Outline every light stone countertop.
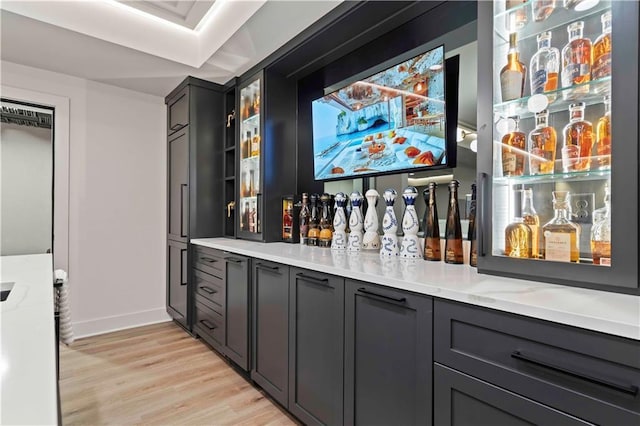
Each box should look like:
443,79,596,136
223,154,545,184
0,254,57,425
192,238,640,341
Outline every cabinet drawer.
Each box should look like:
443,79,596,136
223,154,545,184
434,300,640,425
193,270,224,314
167,87,188,135
193,296,225,353
193,246,224,276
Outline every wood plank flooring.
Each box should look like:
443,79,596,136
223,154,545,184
59,322,297,425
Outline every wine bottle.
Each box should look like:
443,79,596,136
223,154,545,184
444,180,463,264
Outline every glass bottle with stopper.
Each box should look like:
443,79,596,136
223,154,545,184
318,193,334,248
591,185,611,266
380,189,399,257
299,193,311,245
332,192,348,250
399,187,421,259
505,190,533,259
347,191,364,252
542,191,580,263
307,193,320,246
423,183,441,261
362,189,381,250
444,180,464,264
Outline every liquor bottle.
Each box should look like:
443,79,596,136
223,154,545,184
500,33,527,102
530,32,559,95
528,110,557,175
299,193,311,245
505,190,533,258
248,201,256,233
251,128,260,157
531,0,555,22
423,183,441,261
241,131,249,159
249,170,255,197
444,180,463,264
521,188,540,258
468,183,478,267
592,11,612,80
505,0,528,32
318,193,334,247
561,21,592,94
596,96,611,170
502,116,526,177
591,185,611,266
542,191,580,263
307,193,320,246
282,200,293,240
241,201,250,231
562,102,594,172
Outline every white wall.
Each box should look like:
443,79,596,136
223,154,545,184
1,61,170,337
1,123,53,255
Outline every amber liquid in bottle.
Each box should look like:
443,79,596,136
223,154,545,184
542,191,580,263
521,189,540,258
505,0,528,32
318,193,333,248
468,183,478,267
592,11,612,80
562,102,593,172
504,190,532,258
532,0,556,22
307,193,320,246
283,200,293,240
251,127,260,157
561,21,591,96
444,180,463,264
299,193,311,245
502,116,526,177
500,33,527,102
596,96,611,170
528,110,557,175
423,183,441,261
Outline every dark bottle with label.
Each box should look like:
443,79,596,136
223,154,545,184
299,193,311,245
307,193,320,246
444,180,464,264
318,193,333,247
423,183,441,261
468,183,477,267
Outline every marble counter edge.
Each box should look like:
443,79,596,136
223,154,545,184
191,238,640,341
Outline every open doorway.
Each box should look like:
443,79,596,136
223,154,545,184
1,100,54,256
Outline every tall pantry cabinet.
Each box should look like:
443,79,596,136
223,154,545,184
166,77,225,331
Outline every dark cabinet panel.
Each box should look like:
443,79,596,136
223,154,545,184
251,260,290,407
289,268,344,426
167,86,188,135
193,295,225,353
168,129,189,242
344,280,432,426
434,364,590,426
193,269,224,314
225,254,250,371
167,240,188,329
193,245,225,276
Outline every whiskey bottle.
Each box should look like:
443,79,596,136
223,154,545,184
248,201,257,233
542,191,580,263
502,116,526,177
591,185,611,266
500,33,527,102
468,183,478,267
596,96,611,170
251,127,260,157
521,188,540,258
282,200,293,241
505,0,528,32
307,193,320,246
530,32,559,95
562,102,594,172
299,193,311,245
423,183,441,261
528,110,557,175
444,180,463,264
319,193,334,247
592,11,612,80
505,190,533,258
531,0,556,22
561,21,592,95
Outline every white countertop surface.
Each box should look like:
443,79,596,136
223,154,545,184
1,254,57,425
192,238,640,341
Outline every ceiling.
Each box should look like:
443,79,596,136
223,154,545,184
0,0,342,96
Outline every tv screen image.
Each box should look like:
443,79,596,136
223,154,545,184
312,45,447,181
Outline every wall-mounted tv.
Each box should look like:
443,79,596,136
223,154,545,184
312,45,457,181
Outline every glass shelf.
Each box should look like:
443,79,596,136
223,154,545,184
494,0,611,43
242,113,260,124
493,77,610,118
241,155,260,164
493,169,611,185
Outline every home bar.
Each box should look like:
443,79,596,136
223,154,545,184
165,1,639,424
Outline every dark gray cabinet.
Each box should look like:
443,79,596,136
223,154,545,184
344,280,433,426
251,260,290,407
168,129,189,242
289,268,344,425
167,86,188,135
224,253,250,371
434,364,590,426
167,240,188,329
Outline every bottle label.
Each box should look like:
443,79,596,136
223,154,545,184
531,69,547,94
600,257,611,266
561,145,580,171
503,152,517,174
592,54,611,80
544,232,571,262
500,70,524,101
563,64,590,85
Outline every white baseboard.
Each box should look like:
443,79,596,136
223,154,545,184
72,308,172,339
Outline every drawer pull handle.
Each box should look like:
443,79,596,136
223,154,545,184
200,257,218,263
511,351,639,396
199,286,217,295
225,257,243,264
200,319,217,330
296,273,332,288
357,287,406,304
256,263,279,272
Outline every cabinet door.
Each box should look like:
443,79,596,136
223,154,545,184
289,268,344,426
167,240,188,329
168,129,189,242
251,260,289,407
224,254,250,371
167,86,188,135
434,364,591,426
344,280,432,426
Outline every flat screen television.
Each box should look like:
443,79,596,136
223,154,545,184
311,44,458,181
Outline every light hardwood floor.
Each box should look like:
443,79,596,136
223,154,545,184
60,322,297,425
